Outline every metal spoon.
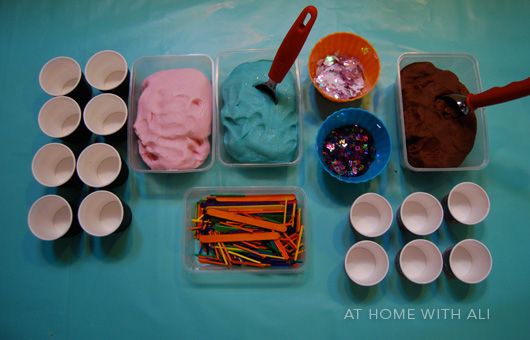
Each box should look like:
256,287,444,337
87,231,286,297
440,76,530,116
254,5,317,104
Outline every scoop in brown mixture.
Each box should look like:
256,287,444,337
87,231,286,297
400,62,477,168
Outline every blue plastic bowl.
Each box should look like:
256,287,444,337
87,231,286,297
316,108,391,183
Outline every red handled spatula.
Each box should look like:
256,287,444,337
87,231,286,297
441,77,530,116
255,5,318,104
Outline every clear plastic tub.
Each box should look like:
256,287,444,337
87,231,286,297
183,186,307,273
395,52,489,171
215,49,303,167
127,54,216,173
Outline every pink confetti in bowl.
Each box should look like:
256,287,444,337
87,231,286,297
308,32,380,103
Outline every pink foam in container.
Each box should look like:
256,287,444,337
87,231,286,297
127,55,216,173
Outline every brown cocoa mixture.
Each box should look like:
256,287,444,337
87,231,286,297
400,62,477,168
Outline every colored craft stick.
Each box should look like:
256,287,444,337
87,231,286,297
291,202,297,226
217,242,229,266
198,257,225,266
283,199,288,224
206,209,287,232
232,244,266,258
296,208,301,232
237,242,267,249
211,194,296,202
205,205,285,212
273,240,286,259
227,251,262,264
199,232,280,244
234,260,270,268
282,233,298,249
294,224,304,261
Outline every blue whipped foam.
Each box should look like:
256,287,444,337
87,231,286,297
220,60,298,163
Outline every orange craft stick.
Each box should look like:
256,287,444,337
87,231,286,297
205,205,285,212
282,233,298,249
206,209,287,232
240,241,266,250
211,194,296,202
274,240,289,259
199,232,281,244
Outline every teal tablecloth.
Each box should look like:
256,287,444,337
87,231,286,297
2,0,530,338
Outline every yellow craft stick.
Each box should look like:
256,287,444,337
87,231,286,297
294,224,304,261
199,231,281,244
217,242,228,266
191,214,204,223
262,254,286,260
206,209,287,232
228,251,261,264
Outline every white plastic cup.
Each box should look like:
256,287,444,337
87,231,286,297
444,182,490,225
78,190,132,237
350,193,393,237
76,143,128,188
85,50,129,99
397,239,443,284
344,240,389,286
32,143,77,187
83,93,127,138
39,56,92,104
28,195,77,240
38,96,90,141
398,192,443,236
443,239,492,284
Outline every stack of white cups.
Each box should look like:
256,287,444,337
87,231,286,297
344,183,492,287
29,50,132,241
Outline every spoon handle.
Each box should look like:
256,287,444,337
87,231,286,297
468,77,530,110
268,5,318,83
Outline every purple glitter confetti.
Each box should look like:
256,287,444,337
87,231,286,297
315,54,366,100
321,125,376,177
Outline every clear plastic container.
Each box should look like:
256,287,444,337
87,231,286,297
183,186,307,273
215,49,303,167
127,54,216,173
395,52,489,171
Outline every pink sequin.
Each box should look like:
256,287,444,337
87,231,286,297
315,55,366,100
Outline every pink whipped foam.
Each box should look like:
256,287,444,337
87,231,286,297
134,69,212,170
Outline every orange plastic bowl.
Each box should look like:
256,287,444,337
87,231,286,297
308,32,380,103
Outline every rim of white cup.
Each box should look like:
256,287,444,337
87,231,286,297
399,239,443,284
84,50,128,91
38,96,82,138
78,190,124,237
28,195,73,240
449,239,492,284
76,143,122,188
400,192,443,236
350,193,393,237
39,56,82,96
31,143,76,187
448,182,490,225
83,93,128,136
344,240,389,286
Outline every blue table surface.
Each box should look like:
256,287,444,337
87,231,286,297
2,0,530,339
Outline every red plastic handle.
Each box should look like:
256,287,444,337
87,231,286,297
268,5,318,83
467,76,530,110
